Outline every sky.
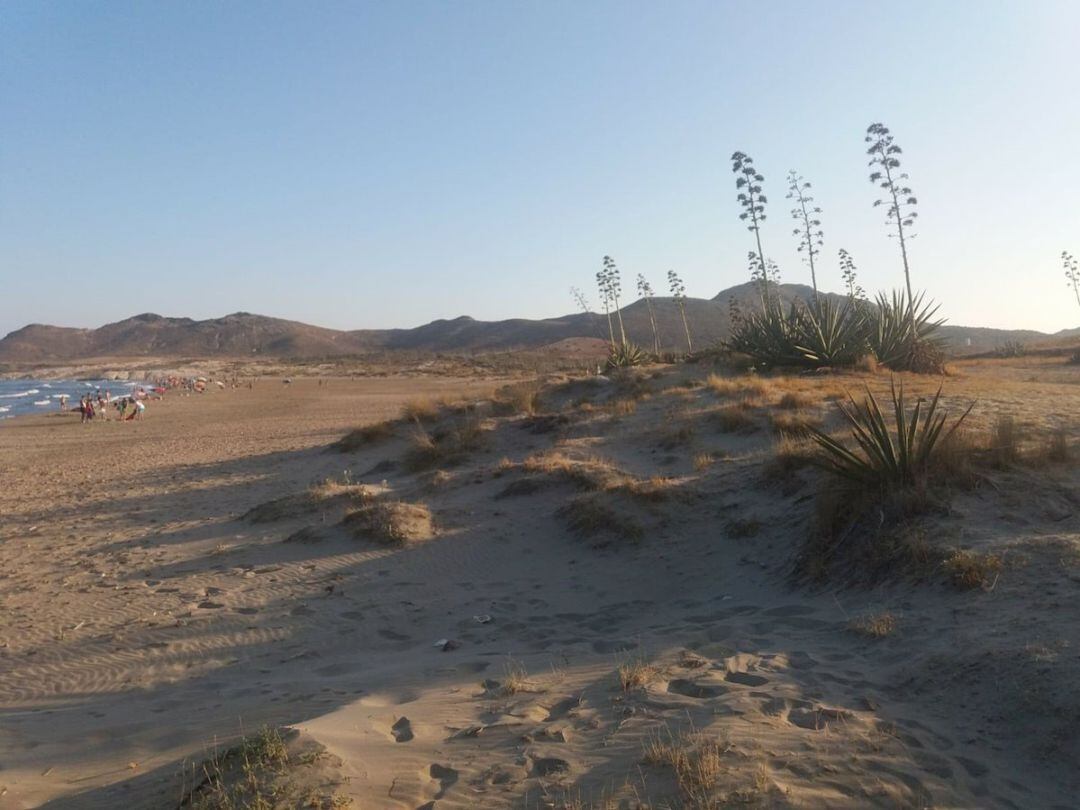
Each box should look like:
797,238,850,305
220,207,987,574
2,0,1079,338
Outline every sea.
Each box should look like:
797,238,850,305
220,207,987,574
0,379,142,420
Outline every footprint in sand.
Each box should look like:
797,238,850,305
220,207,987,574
429,763,458,798
667,679,726,699
724,671,769,687
391,717,414,742
787,706,852,730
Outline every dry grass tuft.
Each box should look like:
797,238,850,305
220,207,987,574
643,730,728,808
769,410,822,438
244,479,369,523
657,422,696,449
692,452,716,472
403,416,485,471
705,373,769,401
502,658,530,694
492,381,542,416
608,397,638,416
558,494,644,545
944,549,1003,590
335,420,395,452
776,391,814,410
343,500,435,546
711,403,758,434
401,398,440,423
617,655,663,692
988,414,1022,467
182,726,351,810
762,435,817,483
849,611,898,638
520,452,623,490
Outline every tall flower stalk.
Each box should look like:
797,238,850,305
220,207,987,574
667,269,692,354
636,274,660,354
1063,251,1080,310
732,151,770,309
866,123,919,305
787,171,823,299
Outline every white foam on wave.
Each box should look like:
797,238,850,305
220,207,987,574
0,406,10,413
34,400,51,406
0,389,39,398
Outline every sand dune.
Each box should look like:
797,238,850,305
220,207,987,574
1,360,1078,808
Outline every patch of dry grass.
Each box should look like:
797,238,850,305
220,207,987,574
401,398,440,423
988,414,1022,468
705,373,769,401
403,416,485,471
769,410,822,438
762,435,817,483
608,397,638,416
711,403,758,434
776,391,814,410
182,727,351,810
657,422,696,449
849,611,898,638
617,655,663,692
343,500,435,546
642,730,728,808
558,494,644,545
944,549,1003,590
335,419,395,452
497,658,533,695
244,479,370,523
692,452,716,472
492,381,542,417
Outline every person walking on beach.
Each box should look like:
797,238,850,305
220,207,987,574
59,394,68,412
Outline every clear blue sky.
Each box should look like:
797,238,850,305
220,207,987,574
3,0,1078,338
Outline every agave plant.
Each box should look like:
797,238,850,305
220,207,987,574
808,380,973,487
869,290,945,371
792,298,869,367
727,298,868,369
725,303,804,367
605,341,648,369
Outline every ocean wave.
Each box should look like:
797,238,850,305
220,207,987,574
34,400,51,406
0,406,9,413
0,389,40,398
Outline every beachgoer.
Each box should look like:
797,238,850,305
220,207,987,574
59,394,68,412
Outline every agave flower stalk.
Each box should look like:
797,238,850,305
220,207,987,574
602,255,628,348
1063,251,1080,309
636,274,660,355
787,171,823,298
732,151,770,308
667,269,693,354
866,123,919,307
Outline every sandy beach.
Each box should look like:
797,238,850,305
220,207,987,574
1,361,1078,808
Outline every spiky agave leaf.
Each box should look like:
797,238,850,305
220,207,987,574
808,380,973,487
792,298,869,366
605,341,648,369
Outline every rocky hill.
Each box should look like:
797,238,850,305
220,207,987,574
1,284,1075,362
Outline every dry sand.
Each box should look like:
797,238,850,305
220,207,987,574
0,361,1078,808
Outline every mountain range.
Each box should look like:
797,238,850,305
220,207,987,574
2,283,1076,363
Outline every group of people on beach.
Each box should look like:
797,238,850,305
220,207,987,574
75,390,145,423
